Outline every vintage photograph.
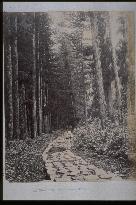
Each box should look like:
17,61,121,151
3,11,136,182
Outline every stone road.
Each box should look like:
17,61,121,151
42,132,122,181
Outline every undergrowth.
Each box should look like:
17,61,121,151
71,117,133,178
5,131,61,182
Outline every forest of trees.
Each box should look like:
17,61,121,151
4,11,136,182
4,11,135,152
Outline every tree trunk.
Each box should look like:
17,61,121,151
91,13,107,128
45,83,49,133
19,84,27,139
36,21,42,137
80,31,87,121
38,63,43,136
109,13,122,121
11,15,20,139
5,43,13,141
39,61,43,135
31,13,37,138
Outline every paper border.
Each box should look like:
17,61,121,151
3,2,136,200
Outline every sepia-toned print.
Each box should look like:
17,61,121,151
4,11,136,182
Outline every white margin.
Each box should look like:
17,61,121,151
3,1,136,200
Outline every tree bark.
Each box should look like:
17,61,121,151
36,16,42,137
5,43,13,141
31,13,37,138
91,13,107,127
11,15,20,139
19,84,27,139
109,12,122,121
39,60,43,135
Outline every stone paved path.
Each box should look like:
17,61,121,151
42,132,122,181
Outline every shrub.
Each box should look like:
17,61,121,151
71,117,130,174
